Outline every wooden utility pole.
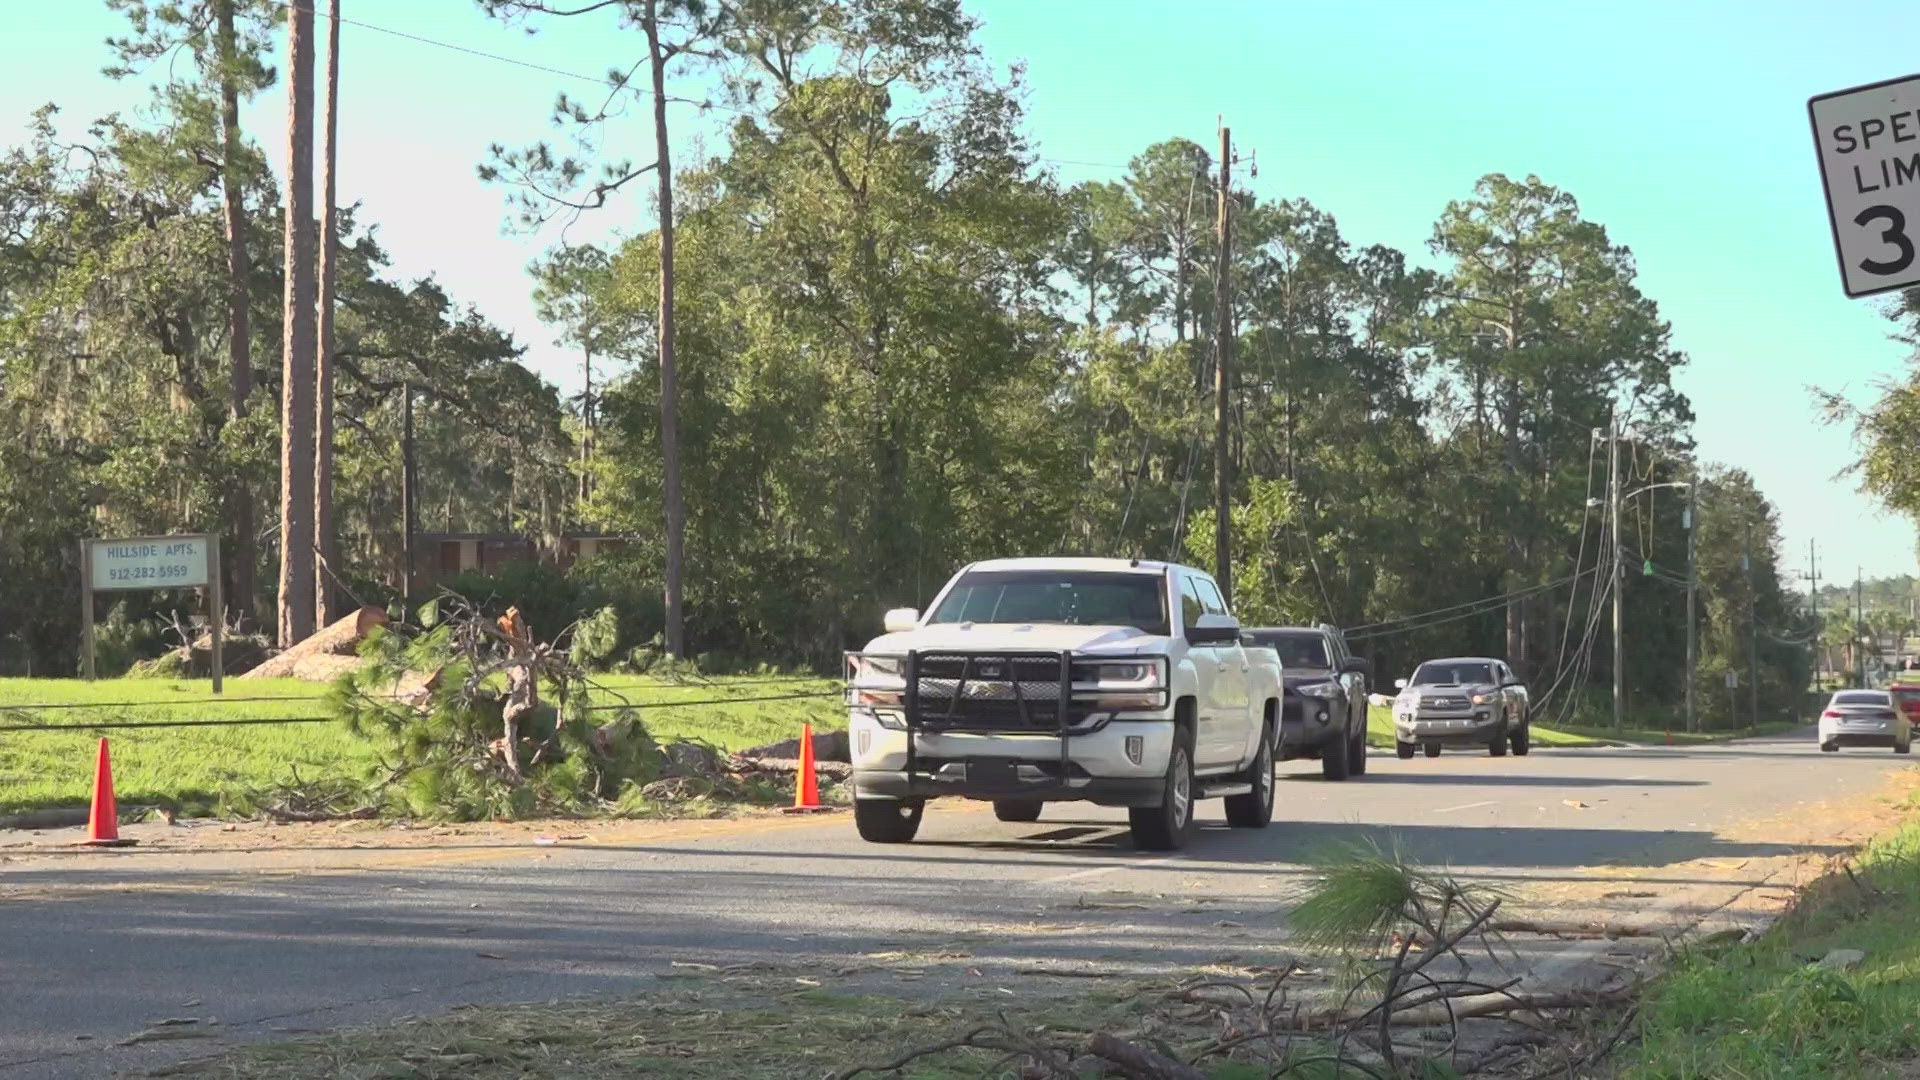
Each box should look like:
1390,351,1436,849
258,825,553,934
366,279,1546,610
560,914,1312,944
276,0,317,648
1212,123,1233,605
1684,475,1696,732
400,383,416,611
314,0,341,626
1608,415,1623,731
1857,568,1866,686
643,0,685,659
1808,540,1820,688
580,346,593,512
1745,518,1759,728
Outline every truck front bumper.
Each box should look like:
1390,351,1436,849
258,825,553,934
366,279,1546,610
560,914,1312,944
848,710,1174,807
1396,711,1502,744
1280,694,1342,758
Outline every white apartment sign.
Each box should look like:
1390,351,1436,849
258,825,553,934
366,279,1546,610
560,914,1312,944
80,534,223,691
89,537,211,591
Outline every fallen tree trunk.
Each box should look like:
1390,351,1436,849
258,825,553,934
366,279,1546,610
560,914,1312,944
240,606,387,680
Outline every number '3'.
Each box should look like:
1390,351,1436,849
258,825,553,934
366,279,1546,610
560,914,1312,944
1856,205,1917,276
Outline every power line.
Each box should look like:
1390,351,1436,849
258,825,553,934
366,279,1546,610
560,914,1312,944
269,0,1137,174
1343,571,1592,635
1345,571,1595,642
271,0,708,106
0,695,323,712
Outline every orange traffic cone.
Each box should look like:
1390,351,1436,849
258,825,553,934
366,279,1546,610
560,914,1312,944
81,738,135,848
782,723,832,814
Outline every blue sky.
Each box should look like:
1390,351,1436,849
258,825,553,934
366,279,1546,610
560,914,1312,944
6,0,1918,582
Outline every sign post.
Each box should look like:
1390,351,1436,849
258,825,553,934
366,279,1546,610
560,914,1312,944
1809,74,1920,297
80,535,223,693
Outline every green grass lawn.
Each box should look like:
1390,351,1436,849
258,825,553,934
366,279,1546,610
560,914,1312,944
1362,705,1797,751
0,674,841,816
1618,818,1920,1079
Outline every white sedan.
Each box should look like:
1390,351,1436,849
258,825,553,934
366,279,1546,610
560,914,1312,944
1818,689,1912,754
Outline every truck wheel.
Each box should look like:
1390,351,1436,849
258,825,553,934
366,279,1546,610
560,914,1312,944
1899,740,1912,755
1129,734,1195,851
1225,725,1274,828
1320,723,1351,781
1424,743,1442,758
1488,723,1509,757
1395,740,1416,760
1821,741,1838,753
992,799,1043,823
854,798,924,844
1510,724,1531,756
1347,722,1369,776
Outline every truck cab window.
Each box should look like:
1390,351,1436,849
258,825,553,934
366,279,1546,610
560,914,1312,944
1179,576,1205,631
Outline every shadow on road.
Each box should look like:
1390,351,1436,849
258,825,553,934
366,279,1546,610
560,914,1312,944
1280,773,1704,787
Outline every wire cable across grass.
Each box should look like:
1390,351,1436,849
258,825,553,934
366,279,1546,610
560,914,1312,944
0,689,841,732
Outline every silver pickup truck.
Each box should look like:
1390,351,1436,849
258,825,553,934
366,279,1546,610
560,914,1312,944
1390,656,1530,758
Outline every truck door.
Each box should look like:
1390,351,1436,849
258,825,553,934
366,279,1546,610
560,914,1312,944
1194,576,1250,768
1178,575,1231,768
1331,633,1363,735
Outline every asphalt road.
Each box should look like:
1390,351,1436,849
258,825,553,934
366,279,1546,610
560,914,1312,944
1,728,1910,1078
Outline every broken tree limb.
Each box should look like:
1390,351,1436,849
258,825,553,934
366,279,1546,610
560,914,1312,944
1085,1033,1206,1080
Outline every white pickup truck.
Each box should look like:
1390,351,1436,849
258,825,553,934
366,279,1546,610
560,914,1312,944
844,558,1285,850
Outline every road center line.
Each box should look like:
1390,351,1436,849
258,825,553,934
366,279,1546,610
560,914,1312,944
1041,855,1182,885
1433,800,1496,813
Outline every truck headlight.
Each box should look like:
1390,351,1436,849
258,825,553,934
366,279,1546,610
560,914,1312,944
846,654,906,709
1072,658,1168,711
1296,681,1340,698
1470,692,1495,706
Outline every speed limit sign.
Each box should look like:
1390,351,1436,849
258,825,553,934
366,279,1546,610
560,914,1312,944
1810,74,1920,297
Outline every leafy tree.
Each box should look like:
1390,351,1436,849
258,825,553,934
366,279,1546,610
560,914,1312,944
104,0,280,623
479,0,730,660
1427,174,1691,681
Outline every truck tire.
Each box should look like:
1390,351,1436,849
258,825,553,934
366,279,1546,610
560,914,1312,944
1510,724,1531,756
1225,724,1274,828
1396,740,1416,760
854,798,924,844
1488,723,1509,757
1347,720,1368,777
1320,722,1351,781
1129,733,1195,851
993,799,1044,823
1424,743,1442,758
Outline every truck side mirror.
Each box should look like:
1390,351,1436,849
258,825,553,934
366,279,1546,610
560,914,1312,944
1187,613,1241,645
883,608,921,634
1340,657,1371,676
1395,678,1408,690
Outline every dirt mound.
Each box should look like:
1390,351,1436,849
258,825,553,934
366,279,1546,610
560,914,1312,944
741,729,851,764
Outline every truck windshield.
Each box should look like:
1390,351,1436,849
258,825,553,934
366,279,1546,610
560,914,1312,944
1251,632,1328,669
928,571,1169,636
1411,662,1493,686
